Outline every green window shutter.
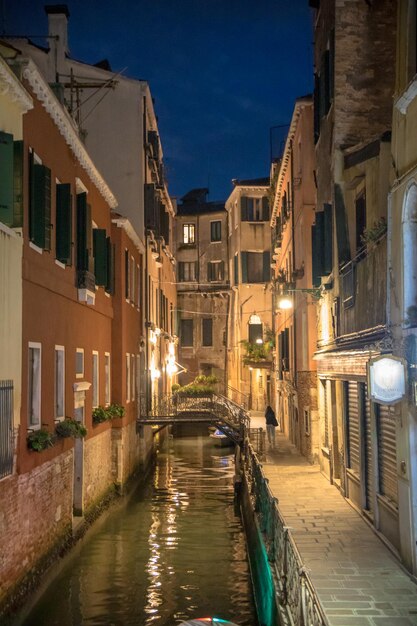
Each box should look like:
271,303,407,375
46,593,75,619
263,251,270,282
178,262,184,281
323,202,332,275
241,252,248,283
312,212,325,287
262,196,270,221
13,140,24,228
56,183,72,264
93,229,107,286
76,192,89,270
0,131,14,227
241,197,248,221
105,237,114,294
234,254,238,284
334,184,351,265
30,162,51,250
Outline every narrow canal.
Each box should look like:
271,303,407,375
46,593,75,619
15,429,258,626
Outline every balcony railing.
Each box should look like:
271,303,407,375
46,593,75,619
339,234,387,337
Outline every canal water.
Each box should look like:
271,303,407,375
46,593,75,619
15,430,258,626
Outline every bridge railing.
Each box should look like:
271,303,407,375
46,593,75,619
244,440,329,626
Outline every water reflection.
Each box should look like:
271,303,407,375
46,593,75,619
15,432,257,626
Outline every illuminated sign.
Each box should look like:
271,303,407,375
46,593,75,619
368,355,406,405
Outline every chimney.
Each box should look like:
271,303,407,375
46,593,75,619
44,5,70,79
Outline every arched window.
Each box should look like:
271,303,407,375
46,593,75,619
402,183,417,325
248,314,263,343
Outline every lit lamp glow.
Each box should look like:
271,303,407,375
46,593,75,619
278,296,293,310
255,338,263,344
151,367,161,380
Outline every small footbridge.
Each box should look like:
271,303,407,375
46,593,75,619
138,393,250,445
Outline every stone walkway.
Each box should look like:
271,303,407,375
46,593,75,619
249,413,417,625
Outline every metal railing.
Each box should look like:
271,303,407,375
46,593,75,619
244,440,329,626
138,392,250,443
0,380,14,479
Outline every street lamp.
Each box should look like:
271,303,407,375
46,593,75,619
277,287,322,309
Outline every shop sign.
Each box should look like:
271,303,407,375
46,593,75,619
368,355,406,405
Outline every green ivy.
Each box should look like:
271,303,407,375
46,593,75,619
56,418,87,439
27,428,55,452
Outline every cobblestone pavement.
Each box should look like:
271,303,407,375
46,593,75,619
248,413,417,625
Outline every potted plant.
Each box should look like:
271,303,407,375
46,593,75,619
92,406,109,424
107,403,125,418
27,428,55,452
56,417,87,439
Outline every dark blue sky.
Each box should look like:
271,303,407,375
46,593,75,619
3,0,313,201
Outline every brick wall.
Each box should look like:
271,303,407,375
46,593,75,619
111,422,154,486
84,429,113,510
0,450,73,606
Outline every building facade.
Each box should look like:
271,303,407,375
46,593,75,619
271,96,319,462
226,178,272,410
174,189,229,387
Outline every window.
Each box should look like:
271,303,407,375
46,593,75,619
93,228,108,286
210,220,221,242
76,348,84,378
126,353,131,402
202,318,213,346
241,197,269,222
178,261,197,282
207,261,224,281
104,353,111,406
55,346,65,421
183,223,195,244
234,254,239,285
0,131,23,228
29,152,51,250
76,192,92,272
131,354,135,402
131,256,135,304
136,263,140,308
136,354,140,400
180,319,193,347
92,352,99,408
28,343,41,428
241,252,270,283
249,323,263,344
56,183,72,265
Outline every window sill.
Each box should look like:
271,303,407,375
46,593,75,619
29,242,43,254
55,259,66,270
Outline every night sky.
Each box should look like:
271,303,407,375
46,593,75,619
3,0,313,202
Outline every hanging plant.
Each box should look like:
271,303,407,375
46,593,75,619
56,418,87,439
27,428,55,452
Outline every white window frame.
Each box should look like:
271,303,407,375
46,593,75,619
92,351,99,409
183,223,195,244
28,342,42,430
55,345,65,421
104,352,111,406
75,348,84,379
126,353,131,403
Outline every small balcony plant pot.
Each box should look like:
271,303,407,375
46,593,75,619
27,428,55,452
56,418,87,439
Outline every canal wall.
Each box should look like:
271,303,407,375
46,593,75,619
0,423,156,620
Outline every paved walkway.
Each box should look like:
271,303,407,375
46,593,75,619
248,412,417,625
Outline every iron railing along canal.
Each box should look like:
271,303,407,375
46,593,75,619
244,440,329,626
0,380,14,479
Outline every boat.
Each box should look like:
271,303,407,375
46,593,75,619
209,428,235,447
178,619,240,625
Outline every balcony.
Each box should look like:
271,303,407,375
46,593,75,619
339,234,387,338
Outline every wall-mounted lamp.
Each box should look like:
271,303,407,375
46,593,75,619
277,287,322,309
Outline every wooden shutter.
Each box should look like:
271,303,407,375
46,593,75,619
262,251,270,282
241,252,248,283
220,260,225,280
13,140,24,228
347,381,360,473
144,183,156,230
178,262,184,281
125,249,129,298
312,212,324,286
262,196,270,221
377,405,398,505
30,162,51,250
56,183,72,264
93,229,107,286
334,184,351,265
234,255,238,284
323,203,332,274
106,237,114,294
0,131,14,226
240,196,248,221
202,318,213,346
76,193,89,271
